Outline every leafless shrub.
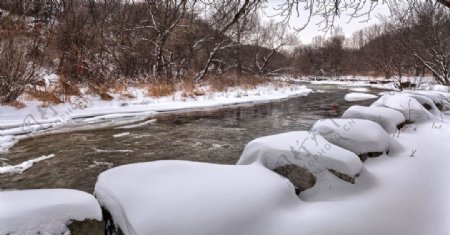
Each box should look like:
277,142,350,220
0,39,40,104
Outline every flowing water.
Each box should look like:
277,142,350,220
0,85,382,193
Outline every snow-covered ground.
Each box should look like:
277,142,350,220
2,76,450,235
0,82,313,153
0,189,102,235
94,161,301,235
93,89,450,235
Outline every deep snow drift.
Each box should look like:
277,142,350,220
0,189,102,235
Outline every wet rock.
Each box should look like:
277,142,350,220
358,152,383,162
68,219,104,235
397,121,414,130
328,169,356,184
102,207,125,235
274,165,316,194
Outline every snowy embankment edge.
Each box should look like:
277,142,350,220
0,83,313,153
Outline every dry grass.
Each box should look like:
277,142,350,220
5,100,26,109
27,89,62,106
207,74,269,92
111,83,136,99
148,81,177,97
180,77,205,98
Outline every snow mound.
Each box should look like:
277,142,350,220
349,87,370,92
342,106,405,133
0,189,102,235
94,160,300,235
405,90,445,107
344,92,378,102
403,93,443,117
237,131,363,177
311,119,394,155
371,94,435,122
432,85,449,92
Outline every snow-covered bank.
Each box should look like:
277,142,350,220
0,83,313,152
94,161,299,235
92,90,450,235
0,189,102,235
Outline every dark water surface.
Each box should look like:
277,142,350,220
0,85,380,192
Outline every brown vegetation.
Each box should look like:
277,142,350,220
0,0,449,105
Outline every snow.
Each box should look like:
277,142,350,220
404,90,445,107
0,154,55,174
344,92,378,102
432,84,449,92
93,117,450,235
402,93,443,118
295,118,450,235
310,119,397,155
237,131,363,177
0,135,17,153
342,105,405,133
0,82,312,152
371,94,436,122
349,87,370,92
0,189,102,235
113,132,130,138
94,160,300,235
116,119,157,129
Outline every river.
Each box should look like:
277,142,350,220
0,84,381,192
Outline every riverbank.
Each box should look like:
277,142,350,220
0,80,313,153
2,89,449,235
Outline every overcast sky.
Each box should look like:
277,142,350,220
261,0,391,44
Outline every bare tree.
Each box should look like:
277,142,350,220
253,20,296,75
392,1,450,84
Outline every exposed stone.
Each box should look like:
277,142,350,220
358,152,383,162
328,169,356,184
397,120,414,130
274,165,316,194
102,207,125,235
68,219,104,235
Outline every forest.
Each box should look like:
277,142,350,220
0,0,449,105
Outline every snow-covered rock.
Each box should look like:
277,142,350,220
344,92,378,102
342,106,405,133
311,119,395,155
237,131,363,178
404,90,445,109
371,94,435,122
0,189,102,235
432,84,449,92
94,160,300,235
403,93,443,118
